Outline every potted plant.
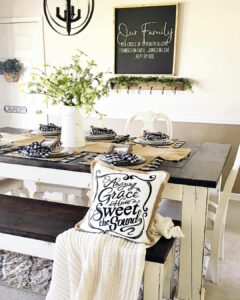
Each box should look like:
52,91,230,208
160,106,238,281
26,50,109,148
0,61,4,75
3,58,23,82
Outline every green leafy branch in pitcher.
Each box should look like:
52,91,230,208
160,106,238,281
25,50,110,114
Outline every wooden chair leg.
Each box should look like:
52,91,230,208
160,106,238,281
144,261,164,300
219,228,225,260
209,231,221,283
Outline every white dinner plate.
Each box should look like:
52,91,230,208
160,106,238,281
31,130,61,137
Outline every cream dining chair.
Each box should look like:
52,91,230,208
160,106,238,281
158,145,240,284
123,111,173,139
206,145,240,283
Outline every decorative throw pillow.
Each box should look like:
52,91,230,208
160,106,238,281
77,159,169,244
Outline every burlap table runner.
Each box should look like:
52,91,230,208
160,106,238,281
79,142,191,169
0,132,44,146
1,135,191,165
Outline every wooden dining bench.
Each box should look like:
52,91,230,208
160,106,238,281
0,194,179,300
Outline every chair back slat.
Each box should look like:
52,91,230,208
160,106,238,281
208,145,240,282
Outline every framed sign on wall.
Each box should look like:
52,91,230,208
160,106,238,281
114,4,178,75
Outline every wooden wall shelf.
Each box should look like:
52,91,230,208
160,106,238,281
109,76,192,93
110,81,186,91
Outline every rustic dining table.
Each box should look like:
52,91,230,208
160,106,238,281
0,127,231,300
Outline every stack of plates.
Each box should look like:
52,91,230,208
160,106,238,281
43,149,74,159
31,123,61,137
86,125,117,141
133,137,173,146
18,148,74,159
86,133,116,141
31,130,61,137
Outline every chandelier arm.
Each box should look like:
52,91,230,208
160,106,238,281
71,0,95,35
66,0,92,30
47,2,67,29
43,0,66,35
43,0,95,36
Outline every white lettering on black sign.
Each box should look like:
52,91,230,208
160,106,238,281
115,5,177,74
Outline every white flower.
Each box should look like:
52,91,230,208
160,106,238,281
92,79,98,88
72,97,78,105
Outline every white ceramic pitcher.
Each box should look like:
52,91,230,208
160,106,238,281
60,106,86,148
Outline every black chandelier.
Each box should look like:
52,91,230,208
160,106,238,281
43,0,95,36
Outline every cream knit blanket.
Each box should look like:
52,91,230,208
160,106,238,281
46,229,146,300
46,214,183,300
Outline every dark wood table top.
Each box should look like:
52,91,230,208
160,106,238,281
0,127,231,188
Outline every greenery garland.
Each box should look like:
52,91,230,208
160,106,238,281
109,76,192,90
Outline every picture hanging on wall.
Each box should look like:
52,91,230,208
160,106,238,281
114,4,178,75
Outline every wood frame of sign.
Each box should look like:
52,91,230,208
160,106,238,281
114,3,178,75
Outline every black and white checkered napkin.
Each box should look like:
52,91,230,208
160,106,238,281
90,125,116,136
18,140,61,158
143,130,169,141
39,123,61,132
103,153,140,166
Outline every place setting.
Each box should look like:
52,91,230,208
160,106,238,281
99,153,146,166
7,139,76,161
31,123,61,137
132,130,174,147
86,125,130,143
92,142,144,167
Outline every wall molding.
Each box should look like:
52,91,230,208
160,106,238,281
0,17,42,24
103,115,240,126
170,117,240,126
230,193,240,201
